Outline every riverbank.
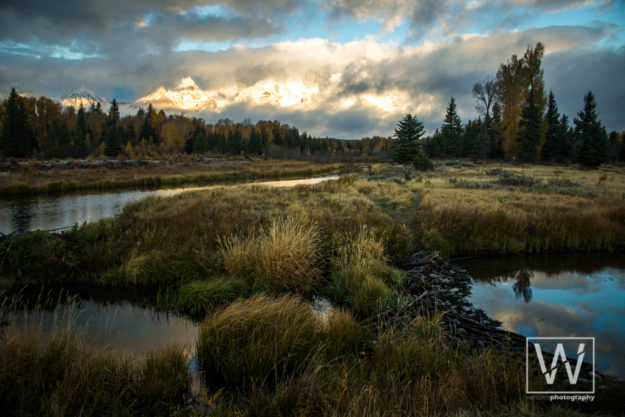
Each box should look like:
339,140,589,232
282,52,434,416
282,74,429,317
0,157,345,196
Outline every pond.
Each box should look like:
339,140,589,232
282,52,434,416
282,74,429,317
459,253,625,379
0,175,340,235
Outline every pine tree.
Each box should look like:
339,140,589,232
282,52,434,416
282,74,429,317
74,104,88,157
516,84,543,162
1,88,36,157
575,91,609,168
489,102,504,159
441,97,463,157
619,132,625,162
249,129,263,155
540,91,560,162
392,114,425,164
104,99,121,157
559,115,573,162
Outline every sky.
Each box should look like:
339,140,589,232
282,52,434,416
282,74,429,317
1,0,624,138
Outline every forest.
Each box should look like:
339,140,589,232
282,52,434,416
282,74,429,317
1,42,624,168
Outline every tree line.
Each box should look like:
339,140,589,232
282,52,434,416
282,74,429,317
419,42,624,168
0,89,392,160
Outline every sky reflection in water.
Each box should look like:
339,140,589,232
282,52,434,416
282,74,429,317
460,254,625,378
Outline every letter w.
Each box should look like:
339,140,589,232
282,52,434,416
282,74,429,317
534,343,585,385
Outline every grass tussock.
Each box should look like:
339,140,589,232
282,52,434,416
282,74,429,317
325,228,402,318
197,294,322,386
175,277,249,316
221,217,322,294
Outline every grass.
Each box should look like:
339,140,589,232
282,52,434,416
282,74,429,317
198,303,591,417
1,161,624,415
0,299,192,417
0,157,344,196
220,217,322,294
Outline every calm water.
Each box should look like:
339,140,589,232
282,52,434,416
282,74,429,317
459,253,625,379
3,295,200,357
0,175,339,235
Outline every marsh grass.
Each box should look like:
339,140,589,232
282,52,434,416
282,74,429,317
0,297,192,417
201,309,545,417
0,158,344,196
197,294,322,386
325,228,402,318
220,218,322,294
176,277,249,316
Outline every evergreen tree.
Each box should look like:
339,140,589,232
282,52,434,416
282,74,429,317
619,132,625,162
463,119,489,160
608,130,620,162
74,104,88,156
489,102,504,159
104,99,121,157
191,124,208,154
540,91,561,162
423,129,443,157
392,114,425,164
516,86,543,162
559,115,573,162
1,88,35,157
141,104,154,143
574,91,609,168
227,129,244,155
249,128,263,155
440,97,463,157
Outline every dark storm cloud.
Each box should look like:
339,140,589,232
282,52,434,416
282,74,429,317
544,45,625,132
0,0,301,29
0,0,295,59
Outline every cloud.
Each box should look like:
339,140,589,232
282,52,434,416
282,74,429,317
1,24,624,137
320,0,616,40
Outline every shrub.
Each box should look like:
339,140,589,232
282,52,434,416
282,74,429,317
413,150,434,171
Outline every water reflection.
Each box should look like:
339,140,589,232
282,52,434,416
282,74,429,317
459,253,625,379
3,296,200,357
512,270,533,303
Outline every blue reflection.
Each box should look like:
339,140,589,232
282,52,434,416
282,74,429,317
460,254,625,379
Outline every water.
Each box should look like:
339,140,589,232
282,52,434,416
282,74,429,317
0,175,339,235
3,294,201,358
459,253,625,379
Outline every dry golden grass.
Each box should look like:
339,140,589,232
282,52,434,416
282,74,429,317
0,157,344,195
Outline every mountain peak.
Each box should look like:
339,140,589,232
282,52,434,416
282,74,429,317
59,88,105,109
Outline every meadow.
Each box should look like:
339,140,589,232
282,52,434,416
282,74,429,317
1,161,624,416
0,157,343,196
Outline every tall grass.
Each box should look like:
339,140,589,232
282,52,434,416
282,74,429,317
325,228,402,318
202,311,539,417
220,217,322,294
0,300,192,417
197,294,322,386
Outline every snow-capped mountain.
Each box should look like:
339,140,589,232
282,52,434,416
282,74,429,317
137,77,221,112
59,89,106,110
